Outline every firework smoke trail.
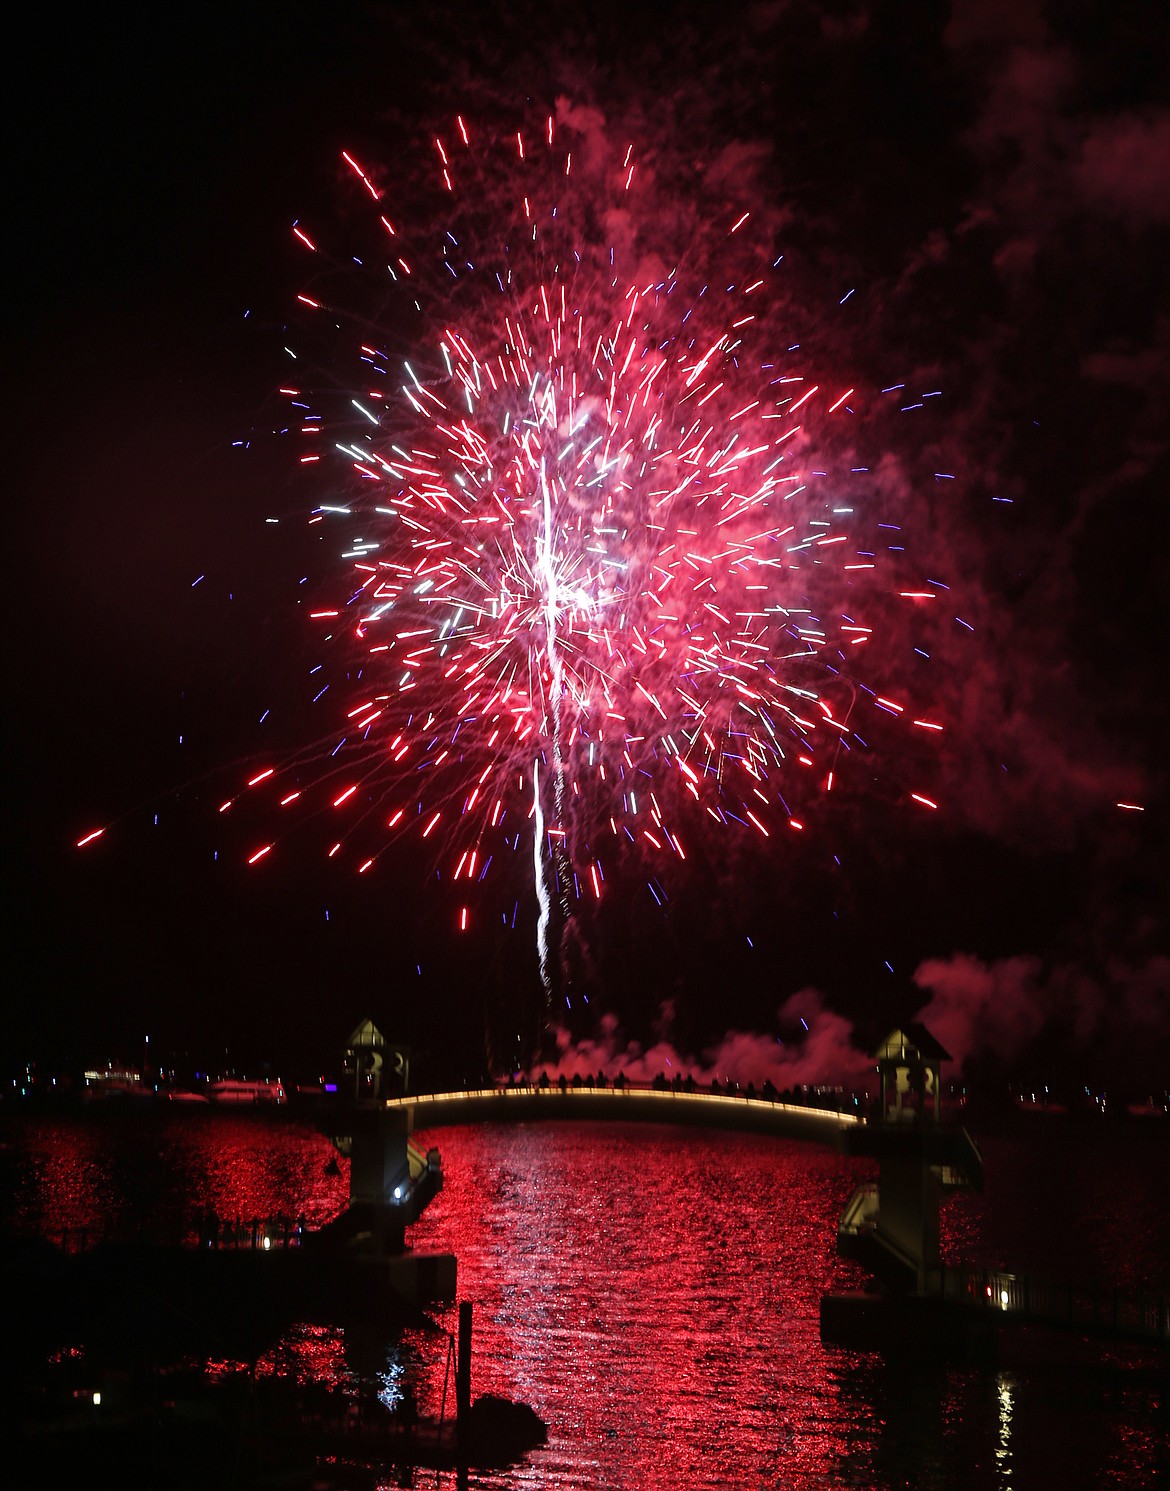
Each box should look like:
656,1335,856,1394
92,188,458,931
532,760,552,1005
531,453,567,1008
535,458,574,1008
217,115,949,1024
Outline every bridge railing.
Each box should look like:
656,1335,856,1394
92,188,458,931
937,1263,1168,1344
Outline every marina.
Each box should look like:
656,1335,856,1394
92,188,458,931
4,1024,1166,1488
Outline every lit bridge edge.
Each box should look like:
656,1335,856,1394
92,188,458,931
382,1085,864,1149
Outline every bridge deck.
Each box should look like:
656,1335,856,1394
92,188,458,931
386,1084,863,1148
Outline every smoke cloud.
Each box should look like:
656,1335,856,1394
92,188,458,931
530,989,872,1091
911,952,1170,1085
530,952,1169,1095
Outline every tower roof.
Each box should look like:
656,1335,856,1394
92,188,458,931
347,1018,385,1049
873,1023,950,1063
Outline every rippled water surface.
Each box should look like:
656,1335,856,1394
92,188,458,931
3,1111,1166,1489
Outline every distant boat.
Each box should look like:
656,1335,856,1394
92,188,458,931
164,1089,210,1104
207,1079,286,1106
79,1068,151,1104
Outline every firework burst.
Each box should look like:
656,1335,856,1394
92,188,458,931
215,114,948,1014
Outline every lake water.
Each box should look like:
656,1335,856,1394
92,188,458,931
2,1109,1166,1488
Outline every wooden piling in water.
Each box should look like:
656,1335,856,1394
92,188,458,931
456,1299,473,1427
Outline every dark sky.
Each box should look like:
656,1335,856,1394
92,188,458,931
8,3,1168,1090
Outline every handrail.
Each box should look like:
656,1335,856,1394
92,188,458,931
837,1182,879,1233
836,1185,920,1278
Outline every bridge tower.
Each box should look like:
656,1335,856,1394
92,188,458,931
312,1019,443,1258
836,1024,982,1292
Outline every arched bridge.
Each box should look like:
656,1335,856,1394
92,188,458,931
384,1083,865,1149
375,1085,979,1299
337,1083,995,1326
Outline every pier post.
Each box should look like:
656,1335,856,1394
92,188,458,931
456,1299,473,1426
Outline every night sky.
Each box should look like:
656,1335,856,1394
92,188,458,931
9,3,1168,1092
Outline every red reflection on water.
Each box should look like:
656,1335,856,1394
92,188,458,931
256,1323,355,1391
7,1109,1166,1489
408,1123,871,1489
2,1112,348,1236
8,1120,113,1234
170,1114,346,1225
